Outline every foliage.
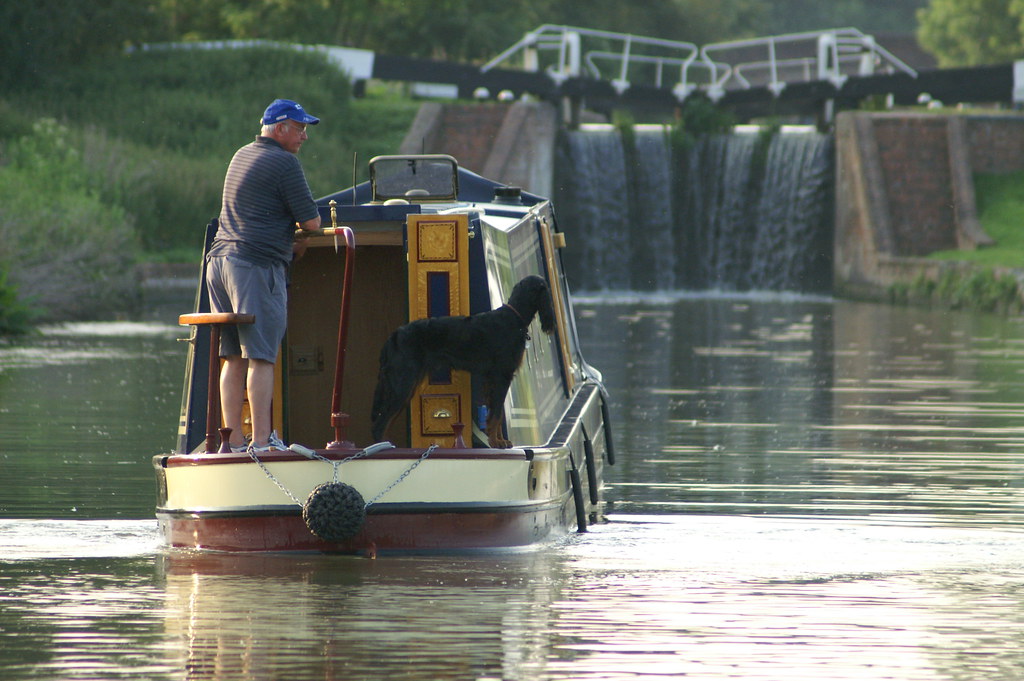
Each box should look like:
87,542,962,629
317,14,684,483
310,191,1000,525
10,47,418,254
938,268,1020,312
0,0,929,92
0,266,37,336
668,97,737,154
760,0,925,35
0,0,156,90
917,0,1024,66
0,46,420,324
890,266,1021,313
124,0,554,60
543,0,769,44
25,47,352,162
142,0,771,58
0,119,141,322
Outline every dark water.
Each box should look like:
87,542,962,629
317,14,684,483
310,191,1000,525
3,295,1024,680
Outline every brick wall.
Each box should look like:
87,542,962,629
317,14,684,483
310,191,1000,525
435,104,511,173
834,111,1024,300
965,116,1024,174
872,116,958,256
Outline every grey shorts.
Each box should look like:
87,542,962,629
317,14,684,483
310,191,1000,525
205,255,287,362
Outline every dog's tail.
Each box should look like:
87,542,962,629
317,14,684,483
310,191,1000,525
370,333,399,428
370,329,426,440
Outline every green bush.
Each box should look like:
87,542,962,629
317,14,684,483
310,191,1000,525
11,46,419,258
28,47,352,160
0,119,140,322
0,266,37,335
76,129,225,253
914,267,1021,313
952,269,1020,312
0,46,419,328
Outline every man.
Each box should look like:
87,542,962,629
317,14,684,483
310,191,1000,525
206,98,322,452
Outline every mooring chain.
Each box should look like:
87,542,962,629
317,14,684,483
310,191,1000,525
248,449,303,506
295,441,400,483
363,444,437,508
249,442,436,509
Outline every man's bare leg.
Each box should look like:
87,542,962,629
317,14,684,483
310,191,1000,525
220,355,248,448
247,358,276,447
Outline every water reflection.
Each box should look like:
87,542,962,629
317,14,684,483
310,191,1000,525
3,516,1023,680
0,320,184,518
4,295,1024,679
159,549,567,680
576,294,1024,526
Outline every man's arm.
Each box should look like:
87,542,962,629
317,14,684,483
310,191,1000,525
297,214,322,232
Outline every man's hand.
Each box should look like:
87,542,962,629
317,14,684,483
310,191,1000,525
293,230,311,260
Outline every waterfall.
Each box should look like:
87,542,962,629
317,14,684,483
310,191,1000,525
553,126,632,289
554,124,834,293
748,132,834,291
629,128,676,291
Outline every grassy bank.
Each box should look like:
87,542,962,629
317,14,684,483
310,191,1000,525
0,46,419,326
930,171,1024,267
892,171,1024,313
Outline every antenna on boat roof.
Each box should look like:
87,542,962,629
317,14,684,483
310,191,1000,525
352,152,357,205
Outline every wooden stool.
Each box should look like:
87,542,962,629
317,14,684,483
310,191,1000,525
179,312,255,453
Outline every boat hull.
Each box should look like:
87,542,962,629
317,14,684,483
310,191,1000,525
157,498,577,554
155,382,610,554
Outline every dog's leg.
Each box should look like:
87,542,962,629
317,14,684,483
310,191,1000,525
485,411,511,449
483,376,514,448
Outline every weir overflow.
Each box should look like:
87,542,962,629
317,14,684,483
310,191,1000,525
553,124,834,293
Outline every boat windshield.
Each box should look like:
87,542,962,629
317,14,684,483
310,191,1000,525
370,155,459,202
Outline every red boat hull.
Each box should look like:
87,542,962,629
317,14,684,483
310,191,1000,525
158,498,579,554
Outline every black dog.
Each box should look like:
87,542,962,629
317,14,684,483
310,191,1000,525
371,275,556,448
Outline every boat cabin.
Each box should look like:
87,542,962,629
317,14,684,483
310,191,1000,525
178,154,595,454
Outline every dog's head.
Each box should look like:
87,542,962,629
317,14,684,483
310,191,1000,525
511,275,556,334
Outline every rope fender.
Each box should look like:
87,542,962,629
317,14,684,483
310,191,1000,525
303,482,366,542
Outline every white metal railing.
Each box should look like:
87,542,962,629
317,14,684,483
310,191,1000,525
481,24,701,98
700,27,916,100
482,25,917,103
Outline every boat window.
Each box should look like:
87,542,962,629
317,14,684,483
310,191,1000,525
370,155,458,202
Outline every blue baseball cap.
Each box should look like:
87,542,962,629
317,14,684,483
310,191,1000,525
261,99,320,126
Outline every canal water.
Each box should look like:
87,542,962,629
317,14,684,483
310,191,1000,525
3,294,1024,680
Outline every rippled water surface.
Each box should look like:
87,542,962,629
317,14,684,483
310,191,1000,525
3,295,1024,680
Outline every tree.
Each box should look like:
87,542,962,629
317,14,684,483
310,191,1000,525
137,0,774,62
917,0,1024,66
0,0,157,89
544,0,767,44
761,0,925,35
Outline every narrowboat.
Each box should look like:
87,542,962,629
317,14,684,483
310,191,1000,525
153,154,614,554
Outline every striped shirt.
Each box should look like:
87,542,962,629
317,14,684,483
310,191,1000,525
208,136,319,267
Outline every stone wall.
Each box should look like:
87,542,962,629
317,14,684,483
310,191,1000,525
872,116,958,256
965,116,1024,174
399,101,558,197
833,111,1024,300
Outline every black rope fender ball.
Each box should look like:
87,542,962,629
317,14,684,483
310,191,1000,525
303,482,366,542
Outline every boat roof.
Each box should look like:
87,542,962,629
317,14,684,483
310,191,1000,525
317,166,546,208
